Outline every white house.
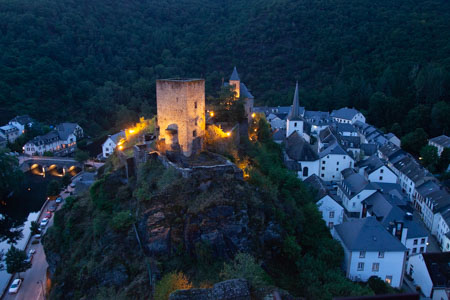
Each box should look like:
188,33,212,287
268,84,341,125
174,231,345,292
333,217,407,288
331,107,366,124
337,171,378,218
317,194,344,230
267,113,286,130
407,253,450,299
428,135,450,157
8,115,34,135
102,131,126,158
318,143,354,181
435,207,450,251
23,123,83,156
0,124,20,143
336,123,358,137
357,155,397,184
385,133,401,147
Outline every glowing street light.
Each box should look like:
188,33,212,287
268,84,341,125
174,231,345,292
210,111,215,117
226,132,231,137
118,145,124,150
251,113,256,118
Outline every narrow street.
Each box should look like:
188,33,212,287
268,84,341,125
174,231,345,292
2,189,70,300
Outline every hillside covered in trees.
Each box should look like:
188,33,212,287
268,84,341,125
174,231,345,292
1,0,450,138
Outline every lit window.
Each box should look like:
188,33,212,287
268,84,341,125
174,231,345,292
385,276,392,285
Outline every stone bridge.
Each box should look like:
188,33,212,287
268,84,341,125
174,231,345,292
19,156,83,175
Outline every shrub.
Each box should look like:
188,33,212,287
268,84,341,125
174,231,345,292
220,252,271,288
154,272,192,300
110,210,135,232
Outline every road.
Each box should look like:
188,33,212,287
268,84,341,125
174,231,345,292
2,189,71,300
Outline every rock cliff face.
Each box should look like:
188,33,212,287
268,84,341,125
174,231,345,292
169,279,251,300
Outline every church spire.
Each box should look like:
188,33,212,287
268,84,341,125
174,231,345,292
288,81,301,120
230,66,240,81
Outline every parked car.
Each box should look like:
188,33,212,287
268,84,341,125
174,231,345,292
25,253,33,263
48,205,57,212
40,218,49,227
33,234,41,239
56,197,62,204
45,212,52,219
29,249,36,255
70,183,76,188
8,279,22,294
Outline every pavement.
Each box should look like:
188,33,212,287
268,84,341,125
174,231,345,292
2,189,72,300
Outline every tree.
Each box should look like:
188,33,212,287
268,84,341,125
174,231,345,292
74,149,89,170
220,253,271,288
5,245,32,279
420,145,439,173
154,272,192,300
61,173,72,187
30,221,41,236
47,179,61,196
401,128,428,156
438,148,450,173
0,149,23,199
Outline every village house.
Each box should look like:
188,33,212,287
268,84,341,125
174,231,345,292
434,207,450,252
0,124,20,143
385,133,401,147
337,170,378,218
333,217,407,288
331,107,366,124
357,155,398,184
428,135,450,157
102,131,126,158
8,115,34,134
284,131,319,180
407,252,450,300
23,122,82,156
305,174,344,230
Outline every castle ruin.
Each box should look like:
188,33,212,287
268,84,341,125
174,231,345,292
156,79,205,157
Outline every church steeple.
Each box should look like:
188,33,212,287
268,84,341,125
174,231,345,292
230,66,240,81
229,66,240,98
288,81,301,120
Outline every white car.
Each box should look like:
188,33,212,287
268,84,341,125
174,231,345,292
40,218,49,227
8,279,22,294
29,249,36,255
56,197,62,204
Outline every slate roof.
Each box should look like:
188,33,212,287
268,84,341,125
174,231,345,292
422,252,450,288
304,174,328,199
331,107,361,120
272,128,286,142
240,82,254,99
319,126,337,145
339,172,378,197
285,131,318,161
0,124,19,132
109,131,126,145
56,123,79,140
287,82,303,121
361,143,378,156
230,66,240,81
334,217,407,251
253,106,294,115
379,143,405,160
405,220,429,239
415,180,450,213
319,142,348,158
340,136,361,149
357,155,385,174
393,156,431,185
429,135,450,148
354,120,370,131
9,115,34,125
27,130,60,146
337,123,357,134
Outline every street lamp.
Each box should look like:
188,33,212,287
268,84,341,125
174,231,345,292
37,280,45,300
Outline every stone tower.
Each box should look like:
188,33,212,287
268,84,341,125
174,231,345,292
156,79,205,157
229,66,240,99
286,82,305,138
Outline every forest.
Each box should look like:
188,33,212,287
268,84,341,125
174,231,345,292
0,0,450,140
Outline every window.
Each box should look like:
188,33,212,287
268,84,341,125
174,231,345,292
195,119,197,126
352,202,356,207
357,262,364,271
359,251,365,258
413,239,418,245
412,248,417,254
385,276,392,285
329,211,335,218
193,130,197,137
421,238,425,244
321,174,324,178
194,101,197,109
303,167,309,177
378,251,384,258
343,156,346,159
336,168,339,171
328,222,334,229
323,161,326,164
379,176,383,180
337,162,340,165
372,263,379,272
420,247,424,253
322,167,325,170
294,122,297,127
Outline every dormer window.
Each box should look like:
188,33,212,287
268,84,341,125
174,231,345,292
294,122,297,127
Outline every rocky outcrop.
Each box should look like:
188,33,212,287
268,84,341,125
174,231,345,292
169,279,251,300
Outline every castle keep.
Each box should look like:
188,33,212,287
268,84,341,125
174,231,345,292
156,79,205,157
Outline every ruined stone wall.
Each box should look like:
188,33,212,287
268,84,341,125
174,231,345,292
156,79,205,157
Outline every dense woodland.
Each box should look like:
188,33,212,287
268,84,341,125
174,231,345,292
1,0,450,140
